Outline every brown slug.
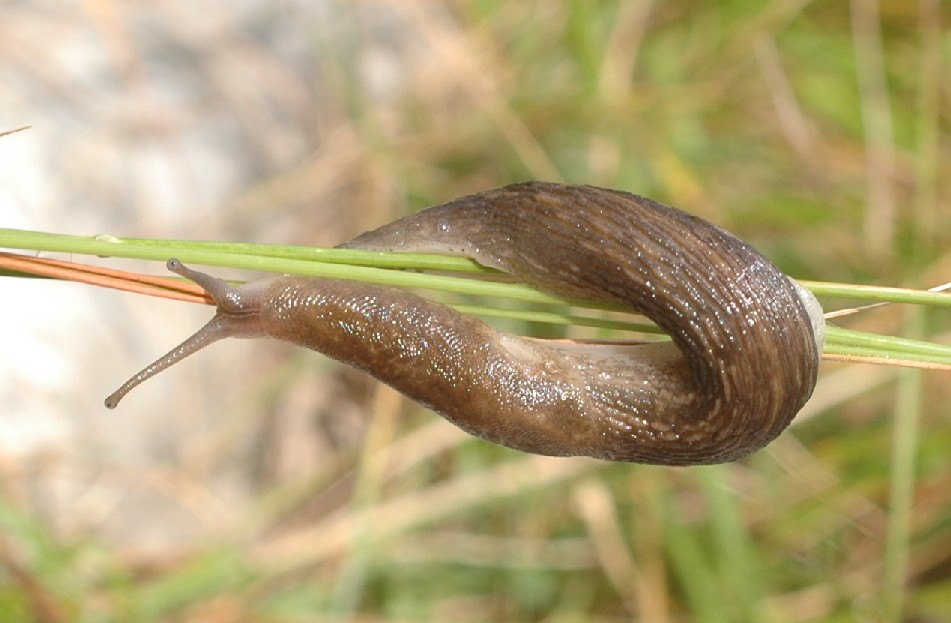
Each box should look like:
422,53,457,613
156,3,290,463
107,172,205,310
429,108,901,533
105,182,824,465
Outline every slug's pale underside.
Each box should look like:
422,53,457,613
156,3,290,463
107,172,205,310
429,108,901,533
106,182,824,465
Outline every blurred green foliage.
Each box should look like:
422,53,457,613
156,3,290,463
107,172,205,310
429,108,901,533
2,1,950,622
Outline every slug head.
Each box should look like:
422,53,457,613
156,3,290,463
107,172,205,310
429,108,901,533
104,259,270,409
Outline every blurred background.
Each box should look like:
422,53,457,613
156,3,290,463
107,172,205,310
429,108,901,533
1,1,949,621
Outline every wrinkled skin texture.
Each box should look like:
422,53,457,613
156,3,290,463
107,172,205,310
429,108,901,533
107,182,823,465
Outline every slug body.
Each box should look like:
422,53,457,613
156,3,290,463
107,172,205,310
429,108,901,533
106,182,824,465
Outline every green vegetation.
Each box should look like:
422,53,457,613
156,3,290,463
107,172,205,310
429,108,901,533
2,2,949,622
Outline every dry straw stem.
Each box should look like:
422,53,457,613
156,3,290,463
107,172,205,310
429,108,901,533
0,126,31,138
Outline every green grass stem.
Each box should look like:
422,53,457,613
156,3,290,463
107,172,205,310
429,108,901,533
2,227,950,369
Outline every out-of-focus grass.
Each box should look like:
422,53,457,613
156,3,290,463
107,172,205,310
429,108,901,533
2,1,950,622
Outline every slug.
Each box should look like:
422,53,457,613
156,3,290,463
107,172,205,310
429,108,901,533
105,182,824,465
